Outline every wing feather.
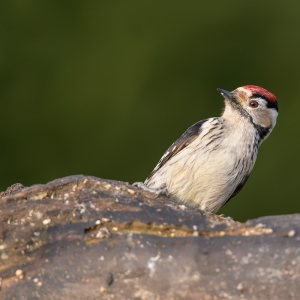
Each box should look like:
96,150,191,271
145,119,209,183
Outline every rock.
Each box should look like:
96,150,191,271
0,175,299,299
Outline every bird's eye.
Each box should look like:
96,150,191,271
249,101,259,108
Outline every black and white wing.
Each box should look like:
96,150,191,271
145,119,209,183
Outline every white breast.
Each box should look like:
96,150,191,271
147,117,257,212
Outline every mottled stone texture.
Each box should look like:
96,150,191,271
0,175,299,300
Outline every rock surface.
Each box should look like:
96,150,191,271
0,175,299,300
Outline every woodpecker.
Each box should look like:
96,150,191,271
134,85,278,213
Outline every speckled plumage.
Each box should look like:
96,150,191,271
143,85,278,213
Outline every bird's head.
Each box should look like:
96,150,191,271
218,85,278,136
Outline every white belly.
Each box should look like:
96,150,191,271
146,117,258,212
148,129,257,212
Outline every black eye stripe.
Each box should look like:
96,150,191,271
250,93,278,111
250,93,268,101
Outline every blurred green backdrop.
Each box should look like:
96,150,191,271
0,1,298,221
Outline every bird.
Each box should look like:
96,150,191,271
134,85,278,213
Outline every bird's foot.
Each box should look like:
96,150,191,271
219,214,234,222
132,182,170,198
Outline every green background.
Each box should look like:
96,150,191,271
0,1,298,221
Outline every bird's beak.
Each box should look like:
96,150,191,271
217,88,234,101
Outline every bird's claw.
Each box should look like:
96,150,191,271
132,182,170,198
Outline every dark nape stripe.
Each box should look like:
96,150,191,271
266,101,278,111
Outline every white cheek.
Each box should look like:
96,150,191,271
270,109,278,127
245,103,278,128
